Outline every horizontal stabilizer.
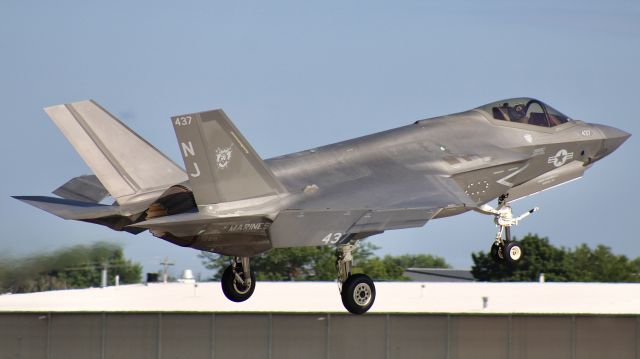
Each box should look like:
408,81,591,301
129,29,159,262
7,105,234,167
171,109,286,205
53,175,109,203
12,196,122,220
44,100,187,204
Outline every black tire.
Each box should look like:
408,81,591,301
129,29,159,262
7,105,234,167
341,274,376,314
490,242,505,263
221,265,256,302
505,241,523,265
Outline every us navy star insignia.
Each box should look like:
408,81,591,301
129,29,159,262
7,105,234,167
547,149,574,167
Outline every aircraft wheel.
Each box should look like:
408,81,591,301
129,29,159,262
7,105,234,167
505,241,523,264
490,242,505,263
341,274,376,314
221,264,256,302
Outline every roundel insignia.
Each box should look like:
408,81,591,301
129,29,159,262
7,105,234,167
547,149,574,167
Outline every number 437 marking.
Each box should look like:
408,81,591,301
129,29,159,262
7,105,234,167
174,116,192,126
321,232,343,244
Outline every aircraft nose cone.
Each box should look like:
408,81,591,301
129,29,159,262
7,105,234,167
598,124,631,154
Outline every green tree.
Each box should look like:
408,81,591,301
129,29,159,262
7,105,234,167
201,245,350,281
566,244,639,282
632,257,640,275
354,254,449,280
471,234,640,282
200,242,449,281
0,242,142,293
382,254,450,270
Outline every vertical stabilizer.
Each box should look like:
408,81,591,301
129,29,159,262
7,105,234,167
171,109,286,205
44,100,187,204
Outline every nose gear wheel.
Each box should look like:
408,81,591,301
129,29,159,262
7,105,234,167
505,241,523,263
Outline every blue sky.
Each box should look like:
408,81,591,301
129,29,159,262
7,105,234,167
1,1,638,278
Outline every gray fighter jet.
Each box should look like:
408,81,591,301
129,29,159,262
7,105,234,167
14,98,629,314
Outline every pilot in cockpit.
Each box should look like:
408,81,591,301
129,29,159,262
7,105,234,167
482,98,571,128
509,103,527,123
497,102,527,123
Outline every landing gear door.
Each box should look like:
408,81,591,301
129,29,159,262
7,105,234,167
269,210,368,248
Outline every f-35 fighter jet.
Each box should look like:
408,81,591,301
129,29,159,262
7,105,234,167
14,98,629,314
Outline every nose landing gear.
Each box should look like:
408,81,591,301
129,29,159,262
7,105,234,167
479,195,538,264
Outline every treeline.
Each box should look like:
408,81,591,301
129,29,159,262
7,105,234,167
0,242,142,294
472,234,640,282
3,234,636,294
202,234,640,283
201,243,449,281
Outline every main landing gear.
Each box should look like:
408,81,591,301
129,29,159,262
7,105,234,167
336,243,376,314
479,195,539,265
219,245,376,314
221,257,256,302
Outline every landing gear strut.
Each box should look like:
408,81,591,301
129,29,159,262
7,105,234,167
221,257,256,302
336,243,376,314
479,195,538,265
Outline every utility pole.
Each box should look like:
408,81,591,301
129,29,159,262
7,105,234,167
160,257,174,283
101,263,108,288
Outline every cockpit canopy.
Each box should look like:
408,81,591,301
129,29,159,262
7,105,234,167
476,98,571,127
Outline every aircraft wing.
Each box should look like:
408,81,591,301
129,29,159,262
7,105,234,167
269,174,474,248
291,169,473,210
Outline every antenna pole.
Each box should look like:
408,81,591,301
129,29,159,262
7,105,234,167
160,257,175,283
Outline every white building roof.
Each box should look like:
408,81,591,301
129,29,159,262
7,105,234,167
1,282,639,314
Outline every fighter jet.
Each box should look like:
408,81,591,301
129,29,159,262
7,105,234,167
14,98,629,314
